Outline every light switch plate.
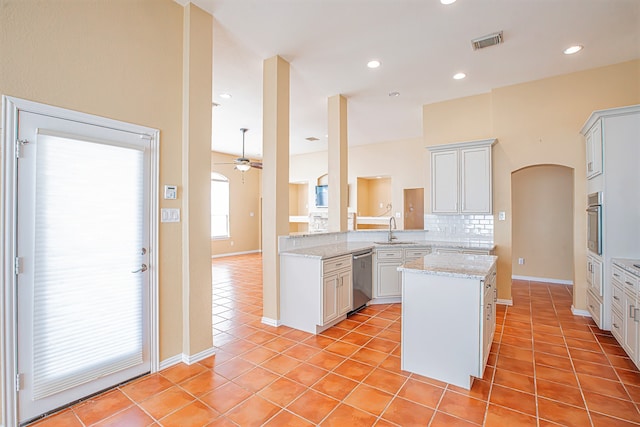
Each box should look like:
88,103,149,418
164,185,177,200
161,208,180,223
498,211,506,221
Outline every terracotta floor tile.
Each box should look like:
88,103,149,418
303,335,336,349
569,347,610,365
381,396,434,425
492,367,535,394
335,318,362,330
306,351,346,370
138,386,195,419
533,331,567,346
285,328,314,342
340,331,373,346
233,366,279,392
449,379,492,401
364,337,398,353
312,372,358,400
498,343,534,362
320,403,378,426
320,326,349,340
343,384,394,416
180,370,229,396
261,353,302,375
283,343,321,361
159,400,219,427
616,367,640,385
217,339,257,356
436,390,487,425
258,377,308,406
287,389,339,424
225,395,281,427
489,384,536,416
240,346,278,364
30,409,83,427
200,381,252,413
534,341,570,358
285,362,328,387
245,330,278,345
199,350,235,368
397,378,444,408
362,368,407,394
350,347,388,366
161,362,208,384
333,359,374,381
565,337,603,352
120,374,173,403
92,405,154,427
608,355,639,371
577,372,631,401
534,352,575,371
624,383,640,404
263,410,315,427
429,411,479,427
535,378,585,408
378,354,409,376
590,411,640,427
573,359,619,380
324,340,360,357
354,323,385,336
263,336,298,352
495,354,534,376
535,364,580,388
537,396,592,426
207,415,241,427
500,333,533,349
583,390,640,422
484,403,537,426
73,389,134,426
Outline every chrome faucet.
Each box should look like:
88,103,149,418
388,216,397,242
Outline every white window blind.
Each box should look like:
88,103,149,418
32,130,144,399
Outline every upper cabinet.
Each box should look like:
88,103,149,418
428,139,496,214
585,120,603,179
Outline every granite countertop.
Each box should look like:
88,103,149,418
398,253,498,279
280,240,495,259
612,258,640,277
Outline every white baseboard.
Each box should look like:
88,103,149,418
159,347,216,370
261,317,281,327
497,298,513,306
212,249,261,259
512,275,573,285
571,305,591,317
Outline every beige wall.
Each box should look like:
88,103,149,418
211,152,261,255
0,0,214,390
512,165,574,282
424,59,640,307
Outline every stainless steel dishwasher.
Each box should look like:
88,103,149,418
351,250,373,313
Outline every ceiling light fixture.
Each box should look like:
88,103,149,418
220,93,232,99
367,60,381,69
440,0,457,4
235,163,251,172
563,45,583,55
453,72,466,80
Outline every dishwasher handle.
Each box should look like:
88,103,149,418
353,252,373,260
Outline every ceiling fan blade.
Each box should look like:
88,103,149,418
213,162,239,165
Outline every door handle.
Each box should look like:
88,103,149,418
132,264,147,273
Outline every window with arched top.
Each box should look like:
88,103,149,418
211,172,230,238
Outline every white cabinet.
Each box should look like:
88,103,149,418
373,246,431,302
586,254,603,297
611,261,640,369
433,247,493,255
428,139,496,214
401,257,497,389
280,253,352,334
585,120,603,179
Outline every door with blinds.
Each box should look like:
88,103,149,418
13,103,156,423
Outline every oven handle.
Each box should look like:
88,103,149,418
353,252,373,260
586,206,600,213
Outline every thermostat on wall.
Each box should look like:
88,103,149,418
164,185,177,200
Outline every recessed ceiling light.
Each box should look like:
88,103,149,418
453,72,466,80
440,0,456,4
563,45,583,55
367,60,381,69
220,93,232,99
389,91,400,97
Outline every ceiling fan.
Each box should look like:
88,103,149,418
215,128,262,171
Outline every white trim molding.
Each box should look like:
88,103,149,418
571,306,591,317
212,249,261,259
181,347,216,366
159,354,183,371
261,317,281,327
512,275,574,285
497,299,513,306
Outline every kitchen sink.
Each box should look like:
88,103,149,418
374,241,417,245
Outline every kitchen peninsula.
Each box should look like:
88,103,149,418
399,253,497,389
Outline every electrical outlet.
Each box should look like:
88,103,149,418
518,258,525,265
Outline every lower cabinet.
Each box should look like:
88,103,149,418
611,261,640,369
280,253,352,334
374,247,431,301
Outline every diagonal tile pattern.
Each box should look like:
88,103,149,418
31,253,640,426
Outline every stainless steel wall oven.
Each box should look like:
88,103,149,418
587,192,602,255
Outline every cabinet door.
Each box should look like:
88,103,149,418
587,256,603,297
322,274,338,324
623,291,638,361
431,150,458,213
337,269,353,316
460,146,492,214
586,121,603,179
377,262,402,297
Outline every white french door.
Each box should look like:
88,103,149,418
7,100,158,424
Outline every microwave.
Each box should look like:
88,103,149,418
587,192,602,255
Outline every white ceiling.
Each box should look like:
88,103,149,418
189,0,640,160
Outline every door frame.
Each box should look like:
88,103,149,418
1,96,160,427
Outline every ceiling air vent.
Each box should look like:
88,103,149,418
471,31,503,50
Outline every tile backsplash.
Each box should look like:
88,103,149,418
424,214,494,241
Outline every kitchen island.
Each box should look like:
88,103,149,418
399,253,497,390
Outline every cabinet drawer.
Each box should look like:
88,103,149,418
623,272,639,294
587,291,602,327
463,249,491,255
377,249,403,260
612,265,625,284
611,309,624,344
323,255,351,274
404,248,430,260
612,283,624,315
434,247,461,254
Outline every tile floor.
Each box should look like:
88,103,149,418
33,253,640,426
